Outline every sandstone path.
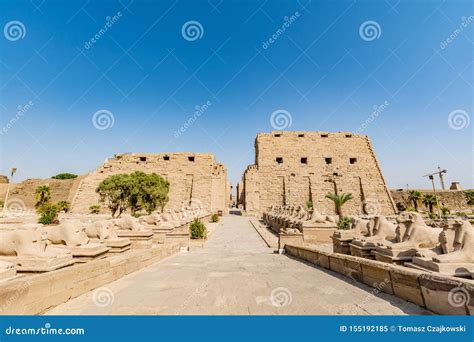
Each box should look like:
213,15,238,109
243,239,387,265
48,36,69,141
47,214,428,315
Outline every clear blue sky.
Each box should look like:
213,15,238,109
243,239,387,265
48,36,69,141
0,0,472,190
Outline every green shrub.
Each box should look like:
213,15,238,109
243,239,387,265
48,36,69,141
306,200,313,210
465,190,474,205
89,204,101,214
210,213,219,223
337,216,352,230
189,219,207,239
406,206,416,212
455,212,467,217
56,200,70,213
37,203,59,225
52,173,78,180
428,212,438,220
441,207,450,216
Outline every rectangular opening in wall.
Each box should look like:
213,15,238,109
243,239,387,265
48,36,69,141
298,134,305,137
321,134,328,138
276,157,283,164
350,157,357,164
325,157,332,164
274,134,281,137
345,134,352,138
139,157,147,162
301,157,308,164
188,156,195,162
163,155,170,161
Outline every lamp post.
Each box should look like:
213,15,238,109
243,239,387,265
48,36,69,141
2,168,17,217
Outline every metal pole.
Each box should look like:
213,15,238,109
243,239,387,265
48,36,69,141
429,176,442,218
438,167,446,190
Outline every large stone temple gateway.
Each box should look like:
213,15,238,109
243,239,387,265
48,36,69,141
71,152,230,213
238,131,396,216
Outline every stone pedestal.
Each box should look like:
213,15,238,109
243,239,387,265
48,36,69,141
0,255,75,272
349,243,375,259
165,233,190,250
302,223,337,244
53,243,110,263
406,257,474,278
279,233,303,250
116,230,153,249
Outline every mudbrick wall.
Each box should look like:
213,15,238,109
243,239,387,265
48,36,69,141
241,131,396,216
70,152,228,213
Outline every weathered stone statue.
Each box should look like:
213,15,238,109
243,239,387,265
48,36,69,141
0,228,75,271
349,216,397,258
372,212,442,264
406,220,474,277
85,220,132,253
45,220,109,262
112,215,153,249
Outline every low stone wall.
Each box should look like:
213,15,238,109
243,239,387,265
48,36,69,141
0,244,180,315
285,244,473,315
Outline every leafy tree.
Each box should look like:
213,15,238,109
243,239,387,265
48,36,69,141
422,194,438,213
96,174,134,218
52,173,77,180
37,203,59,224
56,200,70,213
128,171,169,214
96,172,170,217
407,190,422,211
325,193,353,217
35,185,51,208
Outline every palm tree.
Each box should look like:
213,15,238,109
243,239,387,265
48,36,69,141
325,193,353,217
422,194,437,213
35,185,51,208
407,190,422,211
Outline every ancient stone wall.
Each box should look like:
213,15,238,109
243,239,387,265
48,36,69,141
71,153,228,214
390,189,473,212
242,131,396,216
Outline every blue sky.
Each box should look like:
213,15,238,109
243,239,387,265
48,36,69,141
0,0,472,190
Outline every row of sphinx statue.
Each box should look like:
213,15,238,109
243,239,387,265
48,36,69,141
0,206,210,277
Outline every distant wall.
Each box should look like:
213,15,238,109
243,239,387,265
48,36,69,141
0,177,84,208
71,153,228,213
390,189,473,212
